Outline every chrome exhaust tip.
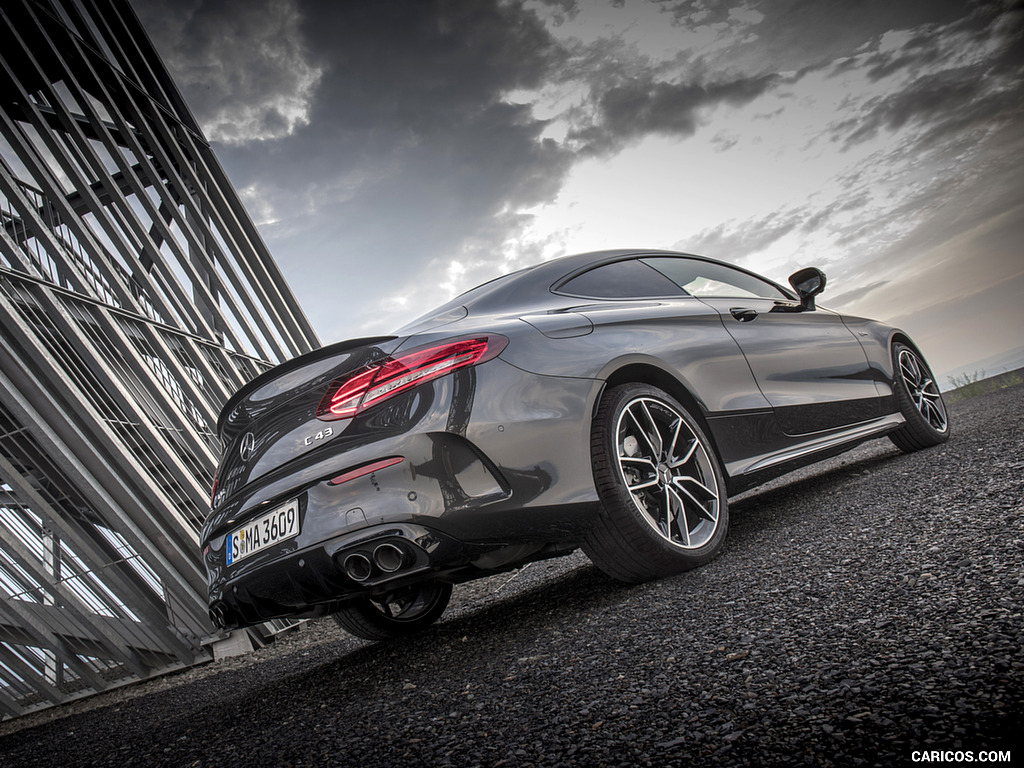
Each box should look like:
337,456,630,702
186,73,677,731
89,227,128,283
209,602,229,629
373,542,405,573
343,552,373,582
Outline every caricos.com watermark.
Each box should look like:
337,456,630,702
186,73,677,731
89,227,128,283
911,751,1012,763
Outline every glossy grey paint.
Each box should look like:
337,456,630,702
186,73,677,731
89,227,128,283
201,249,918,629
698,298,882,434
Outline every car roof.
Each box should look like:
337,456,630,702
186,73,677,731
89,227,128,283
396,249,791,332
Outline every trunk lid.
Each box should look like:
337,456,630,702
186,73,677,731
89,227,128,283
212,336,402,510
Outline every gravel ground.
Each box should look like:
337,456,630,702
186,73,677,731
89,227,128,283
2,385,1021,767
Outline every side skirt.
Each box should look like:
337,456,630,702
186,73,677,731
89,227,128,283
722,413,906,494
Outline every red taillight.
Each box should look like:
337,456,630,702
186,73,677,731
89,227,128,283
317,335,507,421
319,366,379,419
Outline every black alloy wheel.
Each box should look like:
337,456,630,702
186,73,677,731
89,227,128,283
332,581,452,641
888,343,950,453
584,383,729,583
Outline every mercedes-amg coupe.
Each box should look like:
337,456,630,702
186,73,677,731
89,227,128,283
201,250,949,640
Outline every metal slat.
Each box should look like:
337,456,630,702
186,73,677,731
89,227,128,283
0,339,209,606
0,599,109,694
0,513,151,677
97,0,317,355
18,8,288,363
25,44,251,363
0,273,212,539
0,248,216,517
0,43,237,442
0,644,66,706
0,451,200,664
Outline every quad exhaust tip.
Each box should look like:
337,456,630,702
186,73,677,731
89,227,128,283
373,542,405,573
340,542,410,581
343,552,373,582
209,601,232,629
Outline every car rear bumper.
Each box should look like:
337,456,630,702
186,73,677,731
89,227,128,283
207,513,596,629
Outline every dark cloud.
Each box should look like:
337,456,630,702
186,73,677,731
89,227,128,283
134,0,786,336
567,73,778,155
842,75,983,146
130,0,1023,350
800,193,871,234
531,0,582,26
834,2,1024,149
863,31,945,82
135,0,576,338
676,0,973,74
134,0,320,141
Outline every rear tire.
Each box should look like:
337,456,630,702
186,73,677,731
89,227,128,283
333,581,452,641
888,343,950,453
583,384,729,583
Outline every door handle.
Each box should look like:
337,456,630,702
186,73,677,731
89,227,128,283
730,307,759,323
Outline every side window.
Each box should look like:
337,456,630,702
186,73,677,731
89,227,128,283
643,257,789,300
556,259,684,299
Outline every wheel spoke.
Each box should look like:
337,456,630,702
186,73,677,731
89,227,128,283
620,455,657,470
899,349,947,433
921,397,947,430
639,401,664,456
673,474,717,503
628,476,660,491
665,418,683,462
661,486,673,537
668,439,698,469
666,486,691,547
900,352,922,387
671,475,718,521
625,407,660,459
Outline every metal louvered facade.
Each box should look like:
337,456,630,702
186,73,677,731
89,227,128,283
0,0,319,718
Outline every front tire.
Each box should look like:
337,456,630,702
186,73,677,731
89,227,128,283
583,384,729,583
333,581,452,641
888,343,950,453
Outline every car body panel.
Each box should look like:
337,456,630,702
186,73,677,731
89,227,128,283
698,298,882,434
503,299,772,414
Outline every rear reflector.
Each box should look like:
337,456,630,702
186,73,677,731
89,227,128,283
327,456,404,486
317,334,507,421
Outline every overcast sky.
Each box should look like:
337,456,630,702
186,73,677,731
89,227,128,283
131,0,1024,381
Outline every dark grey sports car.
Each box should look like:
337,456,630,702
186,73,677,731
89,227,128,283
201,249,948,640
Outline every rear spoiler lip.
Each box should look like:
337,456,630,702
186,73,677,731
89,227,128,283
215,336,401,436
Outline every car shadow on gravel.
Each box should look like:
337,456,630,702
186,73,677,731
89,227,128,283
127,564,634,713
270,563,630,675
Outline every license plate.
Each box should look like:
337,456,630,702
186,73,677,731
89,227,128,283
226,498,299,566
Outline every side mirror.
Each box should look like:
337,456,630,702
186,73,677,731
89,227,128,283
788,267,827,311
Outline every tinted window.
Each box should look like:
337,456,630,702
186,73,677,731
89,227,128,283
643,257,788,300
557,259,684,299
